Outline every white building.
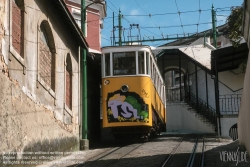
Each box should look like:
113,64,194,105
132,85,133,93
154,26,248,139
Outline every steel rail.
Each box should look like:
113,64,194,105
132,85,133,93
200,137,205,167
161,135,186,167
74,143,144,167
186,135,199,167
73,146,123,167
105,143,143,167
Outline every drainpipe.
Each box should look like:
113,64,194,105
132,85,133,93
80,0,88,150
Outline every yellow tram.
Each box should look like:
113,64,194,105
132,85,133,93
101,45,166,139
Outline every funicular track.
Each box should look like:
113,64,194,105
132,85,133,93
74,143,144,167
161,134,206,167
69,134,206,167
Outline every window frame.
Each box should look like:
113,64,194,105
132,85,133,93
112,51,136,76
37,20,56,99
9,0,25,68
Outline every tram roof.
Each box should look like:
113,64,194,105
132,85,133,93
101,45,154,53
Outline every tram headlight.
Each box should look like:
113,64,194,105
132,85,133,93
104,80,110,85
121,85,129,92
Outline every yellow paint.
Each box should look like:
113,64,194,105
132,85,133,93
102,76,167,128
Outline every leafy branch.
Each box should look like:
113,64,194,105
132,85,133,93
226,6,243,47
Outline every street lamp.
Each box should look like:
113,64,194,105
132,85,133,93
80,0,104,150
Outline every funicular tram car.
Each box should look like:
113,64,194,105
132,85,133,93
101,45,166,140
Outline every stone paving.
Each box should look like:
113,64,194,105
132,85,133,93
35,134,250,167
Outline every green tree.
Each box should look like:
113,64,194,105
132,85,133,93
226,6,247,73
226,6,243,47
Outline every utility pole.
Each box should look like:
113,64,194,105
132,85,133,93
118,9,122,46
113,12,115,46
80,0,88,150
211,4,217,48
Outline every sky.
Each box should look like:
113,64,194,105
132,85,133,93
100,0,244,47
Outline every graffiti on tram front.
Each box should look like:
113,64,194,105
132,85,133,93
107,90,149,123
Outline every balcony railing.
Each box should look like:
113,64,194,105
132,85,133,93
219,94,241,114
166,87,241,115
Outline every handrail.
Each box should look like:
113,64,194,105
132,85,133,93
219,94,241,114
188,92,217,125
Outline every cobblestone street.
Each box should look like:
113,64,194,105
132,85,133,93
37,134,250,167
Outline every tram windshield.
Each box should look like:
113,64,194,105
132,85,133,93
113,52,136,75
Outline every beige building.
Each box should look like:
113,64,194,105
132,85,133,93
238,0,250,156
0,0,88,153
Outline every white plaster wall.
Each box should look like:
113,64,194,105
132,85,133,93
165,104,182,132
189,68,216,109
166,103,214,133
219,71,245,91
188,67,242,112
220,117,238,137
238,52,250,155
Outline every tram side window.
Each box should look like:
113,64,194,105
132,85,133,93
138,51,145,74
105,53,110,76
152,65,155,83
113,52,136,75
150,57,153,77
146,52,150,75
154,68,158,85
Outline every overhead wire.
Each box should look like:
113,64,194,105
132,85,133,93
134,0,164,44
102,1,239,47
120,6,238,17
139,20,225,29
197,0,201,33
174,0,185,35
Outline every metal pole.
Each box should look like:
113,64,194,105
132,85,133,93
81,0,88,150
195,64,198,112
118,9,122,46
205,71,209,109
211,5,217,48
113,12,115,46
203,32,206,47
179,54,182,101
214,55,221,135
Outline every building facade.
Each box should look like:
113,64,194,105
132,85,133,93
155,28,247,138
64,0,106,146
0,0,88,153
238,0,250,156
65,0,106,53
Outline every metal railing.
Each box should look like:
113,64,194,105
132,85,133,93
219,94,241,114
166,87,185,102
188,92,217,126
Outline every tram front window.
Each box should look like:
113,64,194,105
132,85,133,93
113,52,136,75
105,53,110,76
138,51,145,74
